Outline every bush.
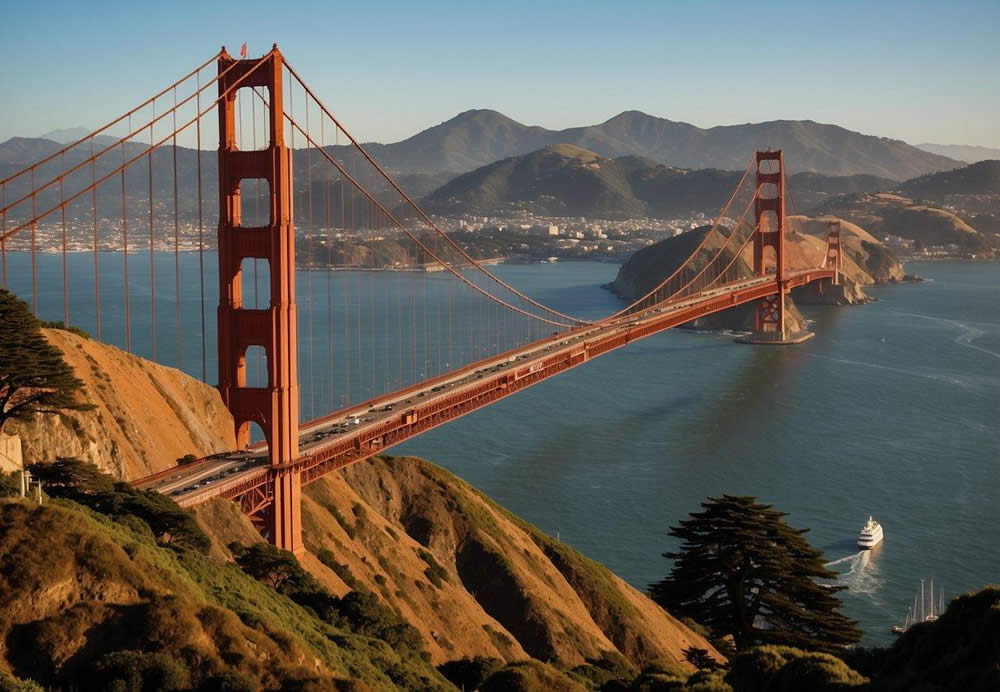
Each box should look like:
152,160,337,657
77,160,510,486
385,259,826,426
176,454,198,465
200,670,258,692
0,674,44,692
0,471,21,498
418,549,449,588
481,660,588,692
438,657,503,690
726,646,866,692
315,548,360,590
29,460,211,553
232,544,426,659
91,650,189,692
39,320,91,339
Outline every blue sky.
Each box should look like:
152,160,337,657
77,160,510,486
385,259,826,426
2,0,998,147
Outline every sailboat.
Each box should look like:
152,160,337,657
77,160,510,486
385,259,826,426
891,579,946,634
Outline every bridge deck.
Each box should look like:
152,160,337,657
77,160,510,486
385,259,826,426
135,269,834,507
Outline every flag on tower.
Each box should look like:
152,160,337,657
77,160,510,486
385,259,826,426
240,43,247,58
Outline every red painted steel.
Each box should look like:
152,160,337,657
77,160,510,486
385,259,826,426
197,267,836,517
216,45,302,553
753,150,787,337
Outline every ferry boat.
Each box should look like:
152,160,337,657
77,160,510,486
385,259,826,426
857,516,884,549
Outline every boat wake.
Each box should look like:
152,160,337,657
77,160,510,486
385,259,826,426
825,553,859,567
899,312,1000,360
826,551,884,597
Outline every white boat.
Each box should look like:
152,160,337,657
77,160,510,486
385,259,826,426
857,516,884,549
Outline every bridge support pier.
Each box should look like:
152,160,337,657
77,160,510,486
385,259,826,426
269,469,303,554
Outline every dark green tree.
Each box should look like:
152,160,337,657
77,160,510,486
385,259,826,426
28,460,211,553
231,542,317,593
0,289,92,434
27,458,114,495
649,495,861,654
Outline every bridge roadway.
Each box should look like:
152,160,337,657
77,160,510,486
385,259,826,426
135,268,834,508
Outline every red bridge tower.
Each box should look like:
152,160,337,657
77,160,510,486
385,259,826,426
216,46,302,553
753,150,788,341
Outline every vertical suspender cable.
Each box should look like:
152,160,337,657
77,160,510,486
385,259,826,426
121,137,131,353
306,90,315,418
1,182,6,290
148,113,157,362
172,87,181,368
30,169,37,315
59,153,68,326
323,118,334,411
196,72,206,382
91,139,101,340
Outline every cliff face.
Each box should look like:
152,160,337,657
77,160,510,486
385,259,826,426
6,328,234,479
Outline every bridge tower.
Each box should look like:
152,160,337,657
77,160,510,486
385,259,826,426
216,45,302,553
753,150,788,340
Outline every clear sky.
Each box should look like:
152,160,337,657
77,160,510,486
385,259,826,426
2,0,998,147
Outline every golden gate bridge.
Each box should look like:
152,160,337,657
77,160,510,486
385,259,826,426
0,46,841,552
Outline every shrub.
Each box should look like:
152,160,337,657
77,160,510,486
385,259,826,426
0,471,21,498
438,657,503,690
28,460,211,552
480,660,588,691
315,549,360,590
0,674,44,692
91,650,189,692
39,320,91,339
418,549,449,588
200,670,258,692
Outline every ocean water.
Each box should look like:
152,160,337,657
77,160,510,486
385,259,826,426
6,253,998,645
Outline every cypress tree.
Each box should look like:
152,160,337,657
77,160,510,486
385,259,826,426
0,289,92,434
649,494,861,654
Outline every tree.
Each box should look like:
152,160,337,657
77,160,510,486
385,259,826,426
28,458,114,496
231,542,317,593
0,289,92,434
649,495,861,654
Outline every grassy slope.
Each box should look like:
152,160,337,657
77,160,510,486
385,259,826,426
0,497,451,690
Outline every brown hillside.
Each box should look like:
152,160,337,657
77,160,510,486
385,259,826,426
812,192,988,252
5,328,235,479
11,331,720,676
197,455,721,671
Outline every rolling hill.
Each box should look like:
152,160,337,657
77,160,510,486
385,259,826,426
418,144,897,219
810,192,992,253
898,159,1000,205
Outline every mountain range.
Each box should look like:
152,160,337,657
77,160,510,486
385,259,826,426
7,109,962,183
916,143,1000,164
354,109,960,180
2,110,992,229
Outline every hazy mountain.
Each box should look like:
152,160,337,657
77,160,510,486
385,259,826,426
419,144,897,219
916,143,1000,164
362,109,959,180
38,126,92,143
0,135,449,227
